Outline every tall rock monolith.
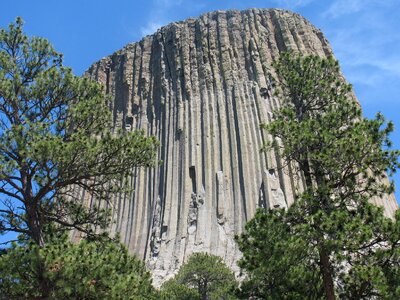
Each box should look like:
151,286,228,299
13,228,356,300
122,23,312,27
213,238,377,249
79,8,398,285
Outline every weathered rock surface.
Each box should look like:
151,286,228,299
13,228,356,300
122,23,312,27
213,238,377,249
80,8,398,285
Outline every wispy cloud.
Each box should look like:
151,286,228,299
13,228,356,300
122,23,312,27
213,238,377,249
324,0,367,18
140,22,163,36
156,0,183,6
271,0,316,9
324,0,396,18
321,0,400,93
138,0,184,38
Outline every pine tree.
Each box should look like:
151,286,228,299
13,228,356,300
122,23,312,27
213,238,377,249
0,18,158,298
0,18,158,246
237,53,400,299
160,279,201,300
236,208,323,299
0,236,157,299
159,252,238,300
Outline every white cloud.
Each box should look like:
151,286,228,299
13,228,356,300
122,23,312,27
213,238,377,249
343,70,381,87
332,30,400,87
140,22,163,36
137,0,185,38
156,0,183,6
321,0,400,91
324,0,365,18
324,0,396,19
272,0,316,9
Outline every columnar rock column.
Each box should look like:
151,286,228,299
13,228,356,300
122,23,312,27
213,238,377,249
82,8,398,285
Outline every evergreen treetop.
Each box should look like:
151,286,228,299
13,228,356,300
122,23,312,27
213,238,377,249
0,18,158,246
237,53,400,299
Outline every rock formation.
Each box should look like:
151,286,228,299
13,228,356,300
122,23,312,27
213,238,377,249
79,8,398,285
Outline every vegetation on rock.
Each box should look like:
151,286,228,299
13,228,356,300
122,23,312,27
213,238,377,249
237,53,400,299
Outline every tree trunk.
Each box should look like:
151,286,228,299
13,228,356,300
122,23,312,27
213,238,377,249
37,257,51,299
319,247,336,300
26,199,50,298
26,203,45,247
199,280,208,300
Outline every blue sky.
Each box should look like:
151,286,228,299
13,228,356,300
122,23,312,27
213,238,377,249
1,0,399,203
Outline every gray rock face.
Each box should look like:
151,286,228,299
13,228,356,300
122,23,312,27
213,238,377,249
82,8,398,285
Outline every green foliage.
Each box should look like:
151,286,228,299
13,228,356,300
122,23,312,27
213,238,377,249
159,252,238,300
237,53,400,299
0,18,158,245
160,279,201,300
337,208,400,299
0,236,157,299
264,53,398,197
236,209,323,299
237,206,400,299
